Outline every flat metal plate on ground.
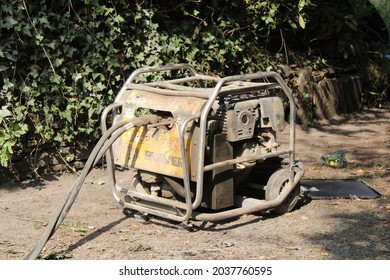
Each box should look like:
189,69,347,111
300,179,382,199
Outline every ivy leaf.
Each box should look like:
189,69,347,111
5,52,17,62
96,82,106,91
50,74,61,84
46,42,56,49
73,72,82,82
30,68,39,78
62,109,72,123
2,78,14,91
10,123,28,137
35,34,44,43
5,16,18,29
39,16,50,27
298,14,306,29
4,139,16,154
0,106,12,121
114,15,124,23
288,20,298,30
54,58,64,67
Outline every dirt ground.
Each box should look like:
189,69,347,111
0,107,389,260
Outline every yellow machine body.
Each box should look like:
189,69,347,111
113,90,205,179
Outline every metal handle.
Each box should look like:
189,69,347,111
114,63,198,103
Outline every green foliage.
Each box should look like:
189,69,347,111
0,0,312,167
0,0,387,168
0,0,156,167
304,0,376,61
153,0,312,75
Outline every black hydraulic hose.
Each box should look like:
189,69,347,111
23,121,128,260
163,176,193,199
23,115,158,260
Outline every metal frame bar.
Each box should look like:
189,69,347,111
192,71,297,210
101,104,193,222
102,64,303,222
114,63,199,103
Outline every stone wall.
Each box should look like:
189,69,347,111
279,64,362,124
0,143,93,183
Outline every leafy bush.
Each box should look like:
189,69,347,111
0,1,155,167
0,0,387,169
1,0,312,168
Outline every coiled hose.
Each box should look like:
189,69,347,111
23,115,158,260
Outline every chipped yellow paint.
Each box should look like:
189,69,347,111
114,90,206,178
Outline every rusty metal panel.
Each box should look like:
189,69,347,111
121,90,206,121
259,97,285,132
202,133,234,210
113,90,206,178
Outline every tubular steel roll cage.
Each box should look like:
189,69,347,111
101,63,304,223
